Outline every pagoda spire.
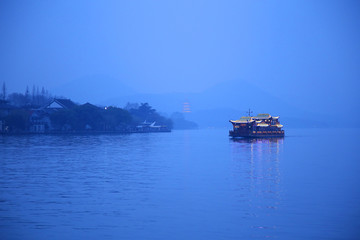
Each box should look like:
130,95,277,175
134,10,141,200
183,101,191,113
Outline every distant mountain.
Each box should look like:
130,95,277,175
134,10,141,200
104,92,189,112
171,112,198,130
190,80,300,115
102,80,307,128
54,75,136,104
186,80,337,128
69,78,340,128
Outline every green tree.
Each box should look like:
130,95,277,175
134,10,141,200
103,106,133,130
73,104,104,130
129,103,172,128
1,82,6,101
4,109,30,132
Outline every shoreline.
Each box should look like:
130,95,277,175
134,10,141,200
0,129,171,136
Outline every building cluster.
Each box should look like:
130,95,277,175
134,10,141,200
0,98,171,134
0,99,82,133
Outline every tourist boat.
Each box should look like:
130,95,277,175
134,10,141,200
229,113,284,138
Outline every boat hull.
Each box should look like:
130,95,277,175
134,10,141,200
229,130,284,138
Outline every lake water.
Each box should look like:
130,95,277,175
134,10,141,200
0,128,359,240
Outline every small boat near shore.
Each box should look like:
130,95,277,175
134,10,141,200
135,121,171,133
229,113,284,138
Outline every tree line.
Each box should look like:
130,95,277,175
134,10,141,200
48,102,172,132
0,82,172,133
1,82,53,108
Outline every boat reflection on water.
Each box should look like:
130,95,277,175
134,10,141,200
229,136,284,238
230,137,284,144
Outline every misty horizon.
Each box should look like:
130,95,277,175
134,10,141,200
1,1,359,122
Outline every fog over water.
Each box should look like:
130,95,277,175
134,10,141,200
1,1,359,125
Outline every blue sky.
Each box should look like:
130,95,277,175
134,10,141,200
0,0,359,115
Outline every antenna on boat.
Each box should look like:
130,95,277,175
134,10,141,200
246,108,253,117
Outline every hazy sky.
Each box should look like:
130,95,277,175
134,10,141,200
1,0,359,114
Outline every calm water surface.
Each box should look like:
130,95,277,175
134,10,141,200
0,128,359,239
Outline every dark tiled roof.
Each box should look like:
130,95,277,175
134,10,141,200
81,102,99,109
48,98,77,109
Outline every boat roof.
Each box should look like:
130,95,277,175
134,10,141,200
230,113,281,123
230,116,255,123
256,113,271,119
